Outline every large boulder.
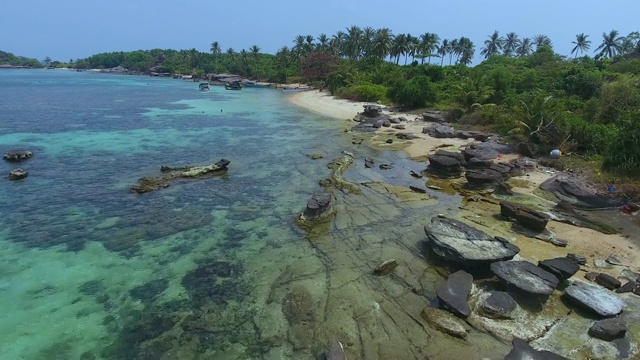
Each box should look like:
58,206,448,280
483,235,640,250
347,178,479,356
299,191,334,223
465,169,505,189
500,201,550,233
588,318,627,341
540,176,624,209
421,110,447,123
504,338,569,360
491,261,560,295
537,258,580,281
424,217,520,265
3,151,33,162
423,124,456,138
8,169,28,180
436,270,473,318
428,154,463,178
564,282,626,317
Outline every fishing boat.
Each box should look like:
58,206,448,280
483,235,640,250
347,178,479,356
225,81,242,90
244,82,269,88
282,87,310,92
199,83,210,91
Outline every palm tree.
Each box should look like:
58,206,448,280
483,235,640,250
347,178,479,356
391,34,409,64
533,34,552,50
372,28,394,60
345,25,363,60
250,45,261,79
595,30,624,58
457,37,475,66
480,31,503,59
293,35,306,56
276,46,290,83
362,26,376,58
304,35,315,54
436,39,450,66
239,49,249,73
516,38,533,57
449,38,459,65
571,33,591,58
330,31,346,57
418,33,440,64
317,34,329,51
210,41,221,71
452,77,494,112
503,32,520,57
406,34,419,64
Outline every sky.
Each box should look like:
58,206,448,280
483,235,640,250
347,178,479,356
1,0,639,64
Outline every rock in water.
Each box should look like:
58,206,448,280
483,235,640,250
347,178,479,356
588,318,627,341
564,282,626,317
538,258,580,281
500,201,550,233
479,291,517,319
436,270,473,318
3,151,33,162
325,338,347,360
299,191,334,223
504,338,569,360
373,259,398,275
491,261,559,295
428,154,464,177
421,307,469,339
8,169,28,180
424,217,520,265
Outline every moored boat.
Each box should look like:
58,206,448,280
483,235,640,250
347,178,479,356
244,82,269,88
225,81,242,90
282,87,310,92
199,83,210,91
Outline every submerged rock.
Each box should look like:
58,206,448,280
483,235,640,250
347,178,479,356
3,150,33,162
325,338,347,360
537,258,580,281
500,201,549,233
8,168,28,180
373,259,398,275
564,282,626,317
421,307,469,339
436,270,473,318
424,217,520,265
588,318,627,341
504,338,568,360
299,191,334,224
491,261,560,295
131,159,229,193
479,291,517,319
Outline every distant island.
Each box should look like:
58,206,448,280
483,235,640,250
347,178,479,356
3,27,640,180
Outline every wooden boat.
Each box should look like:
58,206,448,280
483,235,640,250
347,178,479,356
282,87,310,92
244,82,269,88
199,83,210,91
225,81,242,90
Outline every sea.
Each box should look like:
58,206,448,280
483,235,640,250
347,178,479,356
0,70,507,359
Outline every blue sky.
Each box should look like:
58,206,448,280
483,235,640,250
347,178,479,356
1,0,638,63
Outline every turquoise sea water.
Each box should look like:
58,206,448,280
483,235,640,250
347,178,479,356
0,70,506,359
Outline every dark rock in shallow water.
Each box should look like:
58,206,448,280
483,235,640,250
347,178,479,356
396,132,420,140
131,159,230,193
589,318,627,341
436,270,473,318
566,253,587,265
500,201,550,233
181,260,245,306
299,191,334,224
564,282,626,317
504,338,569,360
373,259,398,275
129,279,168,303
8,169,28,180
364,158,374,168
491,261,559,295
538,258,579,281
379,164,392,170
465,169,504,189
480,291,517,319
428,154,463,177
421,307,469,339
3,151,33,162
424,217,520,265
596,273,621,290
540,175,624,209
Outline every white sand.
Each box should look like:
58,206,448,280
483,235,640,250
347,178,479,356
287,90,372,120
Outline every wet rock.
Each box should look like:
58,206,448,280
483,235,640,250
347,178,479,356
424,124,455,138
131,159,229,193
379,164,392,170
390,117,401,124
422,110,447,123
564,282,626,317
373,259,398,275
382,119,391,127
491,261,559,295
364,159,374,168
465,169,504,189
409,186,427,193
436,270,473,318
540,176,624,209
8,169,28,180
3,151,33,162
588,318,627,341
500,201,549,233
605,255,623,266
538,258,580,281
410,170,423,179
385,139,393,144
428,154,463,177
373,119,384,128
299,191,334,223
421,307,469,339
566,253,587,265
595,273,621,290
504,338,569,360
466,157,494,168
479,291,517,319
584,272,598,281
309,153,324,160
424,217,520,265
396,132,420,140
392,124,405,129
594,259,612,269
616,281,637,294
325,339,347,360
550,238,568,247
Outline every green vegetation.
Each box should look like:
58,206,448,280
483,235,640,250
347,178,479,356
0,50,43,67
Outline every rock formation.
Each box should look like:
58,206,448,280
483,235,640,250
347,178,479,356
491,261,560,295
130,159,229,193
436,270,473,318
3,151,33,162
564,282,626,317
8,169,28,180
500,202,550,233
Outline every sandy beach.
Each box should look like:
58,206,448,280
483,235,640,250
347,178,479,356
289,89,640,272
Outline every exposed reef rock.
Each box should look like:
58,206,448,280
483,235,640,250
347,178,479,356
428,152,464,178
3,150,33,162
504,338,569,360
8,168,28,180
479,291,517,319
130,159,229,193
298,190,335,225
588,317,627,341
326,152,358,193
421,307,469,339
537,258,580,281
491,261,559,295
540,175,624,209
424,217,520,265
500,201,549,232
436,270,473,318
564,282,626,317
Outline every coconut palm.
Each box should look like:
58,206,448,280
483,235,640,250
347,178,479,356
239,49,249,72
293,35,306,56
210,41,221,71
362,26,377,58
249,45,260,79
304,35,315,53
533,34,552,49
571,33,591,57
345,25,363,60
480,31,503,59
372,28,394,60
457,37,475,66
418,33,440,64
503,32,520,57
317,34,329,51
595,30,624,58
391,33,409,64
449,38,459,65
276,46,290,83
330,31,346,57
406,34,419,64
619,32,639,55
516,38,533,57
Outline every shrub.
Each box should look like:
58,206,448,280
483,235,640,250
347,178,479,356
334,83,388,102
387,75,437,108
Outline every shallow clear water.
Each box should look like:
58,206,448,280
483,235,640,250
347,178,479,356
0,70,505,360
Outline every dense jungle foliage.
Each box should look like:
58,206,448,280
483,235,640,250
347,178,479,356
3,27,640,174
